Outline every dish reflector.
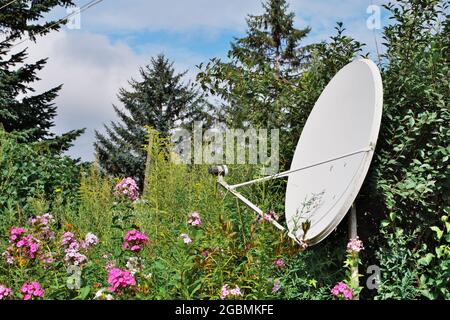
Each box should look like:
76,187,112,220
285,59,383,245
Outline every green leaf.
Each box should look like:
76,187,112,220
430,226,443,240
389,212,397,221
420,289,435,300
418,253,434,266
79,286,91,300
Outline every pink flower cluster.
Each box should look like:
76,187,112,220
256,211,279,223
29,213,55,240
84,232,99,248
63,241,87,266
6,227,40,259
180,233,192,244
123,229,149,252
264,211,279,222
61,231,76,247
61,232,98,266
1,251,13,264
20,282,44,300
272,281,281,293
2,215,97,267
9,227,26,242
187,212,202,226
274,258,286,268
0,285,12,300
107,267,136,292
114,177,140,202
331,282,353,300
347,237,364,253
220,284,242,300
16,234,40,258
2,214,66,265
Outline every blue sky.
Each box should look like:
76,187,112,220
20,0,389,160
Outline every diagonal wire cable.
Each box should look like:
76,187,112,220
2,0,104,48
0,0,20,11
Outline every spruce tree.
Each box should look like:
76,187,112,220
95,54,206,184
198,0,310,166
0,0,84,151
231,0,310,78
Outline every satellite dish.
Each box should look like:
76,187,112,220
285,59,383,245
209,59,383,248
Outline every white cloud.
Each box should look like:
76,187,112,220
21,30,205,160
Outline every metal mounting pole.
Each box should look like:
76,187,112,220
218,176,285,231
217,176,303,245
349,203,359,299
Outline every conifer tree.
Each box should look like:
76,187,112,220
231,0,310,78
0,0,84,151
198,0,310,166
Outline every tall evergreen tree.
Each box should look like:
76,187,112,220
95,54,206,184
231,0,310,78
0,0,84,151
198,0,310,166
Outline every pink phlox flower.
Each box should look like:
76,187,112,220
20,282,44,300
60,233,90,266
347,237,364,253
114,177,140,202
264,211,279,222
61,232,76,248
9,227,26,243
123,229,149,252
29,214,55,240
180,233,192,244
220,284,229,300
187,212,202,226
256,211,279,223
272,281,281,293
229,286,242,296
274,258,286,268
220,284,242,299
107,268,136,292
82,233,99,249
331,282,353,300
12,233,40,259
0,285,12,300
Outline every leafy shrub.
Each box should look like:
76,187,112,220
359,0,449,299
0,130,82,229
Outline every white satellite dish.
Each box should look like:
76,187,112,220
209,59,383,248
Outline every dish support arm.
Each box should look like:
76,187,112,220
213,145,374,248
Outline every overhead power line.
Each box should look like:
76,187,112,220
2,0,105,49
0,0,20,11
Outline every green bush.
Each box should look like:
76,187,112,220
360,0,449,299
0,130,82,229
